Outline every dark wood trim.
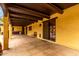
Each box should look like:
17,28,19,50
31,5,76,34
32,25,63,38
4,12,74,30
8,9,43,20
10,13,27,19
10,16,37,22
7,4,50,18
10,13,40,21
11,20,34,26
48,3,63,14
10,17,38,22
10,16,27,20
9,12,42,20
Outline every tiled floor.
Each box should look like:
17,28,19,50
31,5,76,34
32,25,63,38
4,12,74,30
2,35,79,56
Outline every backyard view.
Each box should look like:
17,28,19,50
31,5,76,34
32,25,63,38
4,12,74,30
0,6,3,48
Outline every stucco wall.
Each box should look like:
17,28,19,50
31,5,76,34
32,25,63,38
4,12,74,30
26,4,79,50
26,18,48,39
27,20,43,39
50,4,79,50
13,26,22,32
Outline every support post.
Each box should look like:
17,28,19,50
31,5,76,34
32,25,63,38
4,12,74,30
0,3,10,50
9,24,12,39
3,15,9,50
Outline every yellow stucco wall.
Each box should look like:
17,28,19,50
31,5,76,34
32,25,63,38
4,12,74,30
27,20,43,39
13,26,22,32
26,4,79,50
26,18,48,39
50,4,79,50
9,24,12,39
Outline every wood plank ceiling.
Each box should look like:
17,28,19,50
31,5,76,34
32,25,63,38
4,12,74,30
6,3,76,26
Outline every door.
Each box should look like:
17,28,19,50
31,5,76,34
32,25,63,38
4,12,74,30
43,17,57,42
43,20,50,40
49,17,57,42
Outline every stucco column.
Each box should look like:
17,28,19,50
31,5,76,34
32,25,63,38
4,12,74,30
3,15,9,50
9,24,12,39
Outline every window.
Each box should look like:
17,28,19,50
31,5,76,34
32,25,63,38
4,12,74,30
49,17,57,42
39,24,41,27
29,26,32,31
34,32,37,37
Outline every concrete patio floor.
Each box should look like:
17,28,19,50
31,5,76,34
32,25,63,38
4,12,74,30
2,35,79,56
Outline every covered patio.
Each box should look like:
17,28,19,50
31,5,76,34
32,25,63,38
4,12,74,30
2,35,79,56
0,3,79,56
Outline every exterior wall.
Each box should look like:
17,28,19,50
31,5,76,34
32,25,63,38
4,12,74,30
50,4,79,50
12,26,22,34
27,20,43,39
0,26,22,34
27,4,79,50
27,18,48,39
9,24,12,39
13,26,22,32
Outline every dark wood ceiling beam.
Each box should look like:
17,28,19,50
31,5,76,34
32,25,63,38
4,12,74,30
11,20,27,22
11,22,27,26
10,13,27,19
14,3,51,15
10,16,26,20
11,18,29,22
11,20,36,26
11,21,33,25
10,17,36,23
10,16,37,22
10,14,37,22
11,19,36,23
7,4,49,18
10,17,38,22
12,25,25,26
10,17,24,20
9,13,42,21
8,7,40,18
11,22,26,24
9,9,43,20
47,3,63,14
11,21,28,24
11,23,26,26
11,21,35,25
